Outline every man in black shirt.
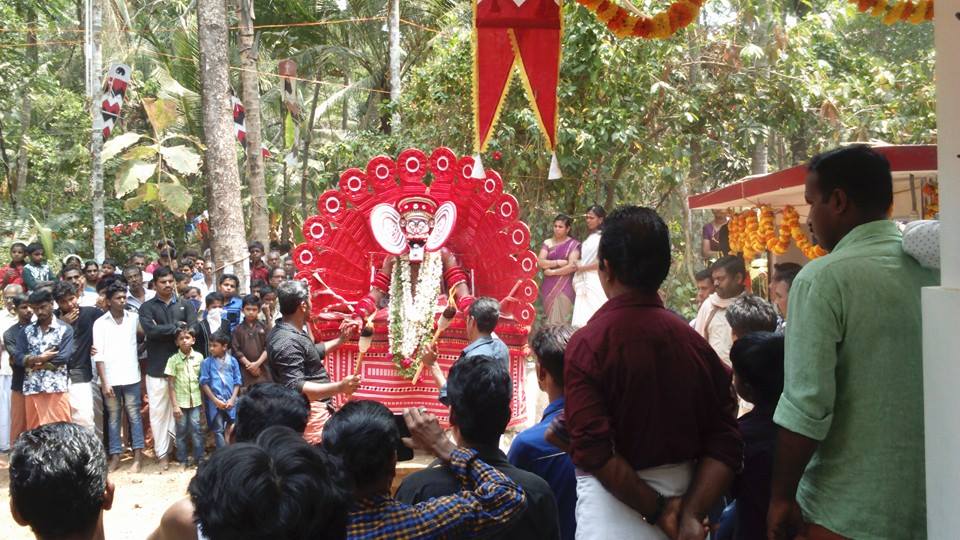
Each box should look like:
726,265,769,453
4,293,32,445
52,281,105,438
396,354,561,539
139,267,196,469
266,280,358,444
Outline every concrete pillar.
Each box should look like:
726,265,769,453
924,1,960,538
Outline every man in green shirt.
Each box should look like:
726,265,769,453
768,146,939,540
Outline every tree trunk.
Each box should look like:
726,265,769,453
86,0,106,262
388,0,401,132
238,0,270,249
301,68,322,220
280,159,291,246
751,137,767,175
682,27,702,283
198,0,249,290
13,7,37,206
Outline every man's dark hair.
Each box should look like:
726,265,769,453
102,257,117,268
129,251,146,262
52,280,77,302
468,297,500,333
586,204,607,219
725,295,779,336
158,247,177,260
189,426,350,540
59,266,81,279
241,294,262,308
211,332,231,346
219,273,240,287
25,242,44,256
277,280,308,316
248,241,265,252
695,268,713,282
153,266,174,282
771,262,803,288
28,288,54,305
234,383,310,442
712,255,746,280
11,293,29,309
83,260,99,272
730,332,785,405
176,327,197,341
447,354,511,446
322,400,398,490
251,279,267,291
206,291,225,307
104,282,127,300
184,248,201,259
173,271,188,282
598,206,671,293
122,265,141,278
808,145,893,217
259,286,275,298
529,324,575,387
9,422,108,539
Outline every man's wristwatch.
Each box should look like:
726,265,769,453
644,491,666,525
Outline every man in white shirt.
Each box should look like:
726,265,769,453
93,282,145,472
0,284,23,451
692,255,746,365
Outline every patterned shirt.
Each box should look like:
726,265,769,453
347,448,526,540
14,318,75,396
165,349,204,408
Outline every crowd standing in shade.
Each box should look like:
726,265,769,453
3,145,946,540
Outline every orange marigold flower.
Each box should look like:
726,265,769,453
900,0,915,20
668,1,697,30
651,12,672,38
606,7,630,31
632,16,654,37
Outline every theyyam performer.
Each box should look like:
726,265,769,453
290,148,539,424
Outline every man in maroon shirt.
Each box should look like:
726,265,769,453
564,206,742,540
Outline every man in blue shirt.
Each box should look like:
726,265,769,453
419,296,510,404
508,324,577,540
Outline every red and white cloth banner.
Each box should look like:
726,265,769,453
95,63,131,140
231,96,271,158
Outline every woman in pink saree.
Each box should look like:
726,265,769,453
538,214,580,324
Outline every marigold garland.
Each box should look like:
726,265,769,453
576,0,704,40
849,0,933,24
727,206,827,262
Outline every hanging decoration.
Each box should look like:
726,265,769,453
728,205,827,261
849,0,933,24
95,63,132,140
231,96,272,158
473,0,562,176
576,0,704,39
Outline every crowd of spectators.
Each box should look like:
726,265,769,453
5,145,942,540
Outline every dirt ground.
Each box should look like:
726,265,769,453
0,365,546,539
0,450,194,539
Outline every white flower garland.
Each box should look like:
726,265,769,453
387,251,443,378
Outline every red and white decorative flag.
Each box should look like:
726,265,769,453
232,95,271,158
95,63,131,140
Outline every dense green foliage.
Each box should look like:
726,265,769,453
0,0,935,314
